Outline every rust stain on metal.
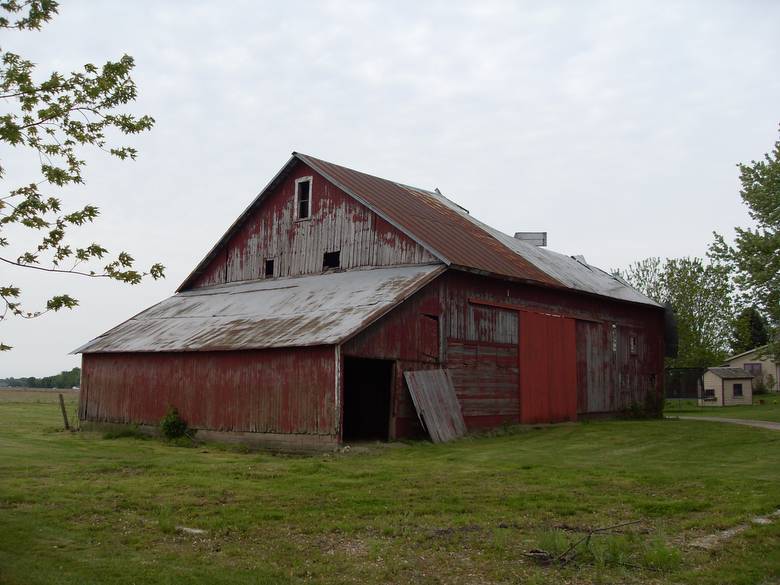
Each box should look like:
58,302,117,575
180,153,660,307
296,153,562,288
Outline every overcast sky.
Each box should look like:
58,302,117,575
2,0,779,377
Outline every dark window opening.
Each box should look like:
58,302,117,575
264,259,274,278
323,250,340,270
733,383,743,397
296,179,311,219
703,388,716,401
343,357,393,442
744,363,762,377
629,335,638,355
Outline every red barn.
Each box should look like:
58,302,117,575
76,153,665,450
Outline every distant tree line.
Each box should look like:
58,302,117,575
1,367,80,389
615,125,779,369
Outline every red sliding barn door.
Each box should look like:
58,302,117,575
518,311,577,424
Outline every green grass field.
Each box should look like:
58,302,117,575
1,388,780,585
665,396,780,423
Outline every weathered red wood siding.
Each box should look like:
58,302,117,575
343,270,664,438
79,346,337,436
191,161,436,288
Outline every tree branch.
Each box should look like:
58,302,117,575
0,255,108,278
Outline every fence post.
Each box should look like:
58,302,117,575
59,393,70,430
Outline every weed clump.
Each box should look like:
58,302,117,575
623,391,665,419
530,522,681,573
160,406,188,439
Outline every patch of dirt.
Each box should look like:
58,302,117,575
689,508,780,550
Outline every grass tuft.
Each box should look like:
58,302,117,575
102,426,146,440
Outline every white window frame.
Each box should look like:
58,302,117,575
294,176,313,221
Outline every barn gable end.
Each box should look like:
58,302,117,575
185,160,438,289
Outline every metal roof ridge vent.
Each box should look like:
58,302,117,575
434,187,470,214
513,232,547,247
571,254,592,270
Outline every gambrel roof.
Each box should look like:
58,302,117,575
178,153,659,308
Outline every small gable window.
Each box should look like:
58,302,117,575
323,250,340,270
264,258,274,278
295,177,312,220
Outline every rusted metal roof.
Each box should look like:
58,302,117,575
474,218,660,306
296,154,660,307
707,367,754,379
403,369,467,443
74,265,445,354
177,152,659,307
296,153,562,288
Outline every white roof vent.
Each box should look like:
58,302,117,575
513,231,547,247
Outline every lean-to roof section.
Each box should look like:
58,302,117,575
75,265,445,354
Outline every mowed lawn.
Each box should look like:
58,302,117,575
666,396,780,423
1,390,780,585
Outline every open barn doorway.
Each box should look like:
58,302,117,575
343,357,394,441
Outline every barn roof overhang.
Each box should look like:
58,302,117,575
74,264,446,354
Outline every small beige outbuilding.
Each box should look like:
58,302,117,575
699,368,753,406
721,345,779,392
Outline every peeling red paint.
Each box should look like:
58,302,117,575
80,347,336,435
344,270,664,439
190,162,436,289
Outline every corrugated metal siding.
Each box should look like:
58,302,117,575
190,162,436,288
79,346,336,435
